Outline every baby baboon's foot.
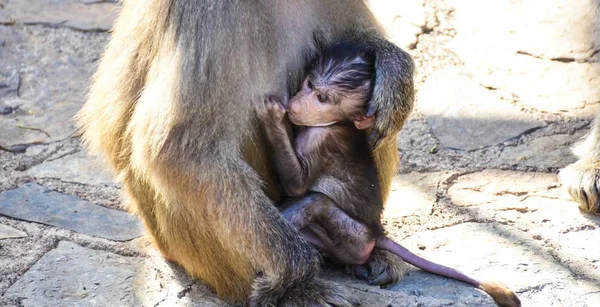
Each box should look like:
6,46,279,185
345,249,408,288
560,159,600,214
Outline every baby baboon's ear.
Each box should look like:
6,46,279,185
354,115,376,130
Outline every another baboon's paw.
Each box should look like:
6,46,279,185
560,159,600,214
345,249,408,288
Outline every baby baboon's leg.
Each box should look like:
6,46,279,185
281,193,376,265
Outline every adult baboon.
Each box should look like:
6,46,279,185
561,115,600,214
77,1,414,305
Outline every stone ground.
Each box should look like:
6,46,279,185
1,0,599,306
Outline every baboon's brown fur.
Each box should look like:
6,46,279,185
77,1,414,305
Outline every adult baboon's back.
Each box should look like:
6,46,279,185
77,1,414,305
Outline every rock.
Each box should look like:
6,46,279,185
0,0,119,31
558,229,600,264
389,270,492,305
387,21,422,50
0,25,107,146
325,268,492,306
447,170,599,234
0,105,15,115
0,224,27,240
448,0,599,60
552,228,600,282
0,70,20,103
384,172,451,218
418,67,544,151
448,170,562,208
448,0,600,114
0,183,141,241
400,222,600,306
4,240,493,307
498,131,586,168
79,0,118,3
27,151,116,186
367,0,427,30
4,241,230,307
367,0,429,49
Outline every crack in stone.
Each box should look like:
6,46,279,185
21,21,110,33
176,283,193,299
544,248,599,283
152,297,166,307
583,290,600,296
559,224,596,234
495,191,528,197
518,194,559,202
516,282,552,294
421,218,481,231
46,149,80,162
495,207,537,213
516,50,600,64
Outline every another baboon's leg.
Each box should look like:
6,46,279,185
560,113,600,213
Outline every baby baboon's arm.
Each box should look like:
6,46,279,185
258,96,324,197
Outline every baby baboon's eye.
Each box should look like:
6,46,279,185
307,79,313,90
317,93,327,103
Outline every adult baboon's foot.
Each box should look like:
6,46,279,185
250,277,357,307
560,158,600,214
345,249,408,288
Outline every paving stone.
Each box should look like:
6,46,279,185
0,25,107,147
0,183,141,241
558,229,600,265
4,241,229,307
448,0,600,114
418,67,544,151
498,131,585,168
0,223,27,240
4,241,492,307
400,222,600,306
447,170,600,235
326,268,493,306
27,151,116,186
0,0,119,31
171,283,234,307
448,0,599,61
448,170,562,208
0,70,19,102
384,172,450,218
552,228,600,283
367,0,429,49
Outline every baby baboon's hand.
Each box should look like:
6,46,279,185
258,94,288,126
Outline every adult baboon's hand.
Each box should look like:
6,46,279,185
365,39,415,150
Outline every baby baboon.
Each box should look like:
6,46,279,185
257,42,521,307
